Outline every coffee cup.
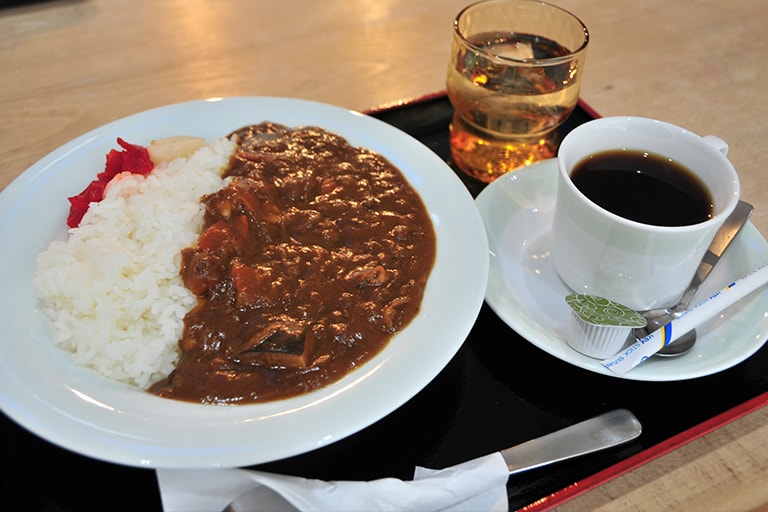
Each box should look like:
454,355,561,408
551,116,740,312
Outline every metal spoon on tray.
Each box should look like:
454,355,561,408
634,200,754,357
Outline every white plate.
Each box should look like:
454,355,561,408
476,158,768,381
0,97,489,468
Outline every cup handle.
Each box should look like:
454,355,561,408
703,135,729,156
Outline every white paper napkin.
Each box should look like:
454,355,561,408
156,452,510,512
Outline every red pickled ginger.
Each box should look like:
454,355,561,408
66,138,153,228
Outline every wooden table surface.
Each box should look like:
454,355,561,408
2,1,767,510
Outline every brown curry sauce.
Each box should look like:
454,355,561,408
149,123,436,404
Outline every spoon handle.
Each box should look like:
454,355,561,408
676,200,753,310
502,409,641,474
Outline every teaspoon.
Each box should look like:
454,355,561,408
635,200,753,356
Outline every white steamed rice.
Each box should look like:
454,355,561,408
33,137,236,389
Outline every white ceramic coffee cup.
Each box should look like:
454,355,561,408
551,116,741,312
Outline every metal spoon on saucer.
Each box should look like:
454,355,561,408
634,200,754,357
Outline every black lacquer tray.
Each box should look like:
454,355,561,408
3,94,767,512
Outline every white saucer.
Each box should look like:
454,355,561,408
476,158,768,381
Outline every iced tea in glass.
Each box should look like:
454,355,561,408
447,0,588,182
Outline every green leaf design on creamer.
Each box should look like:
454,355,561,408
565,294,647,327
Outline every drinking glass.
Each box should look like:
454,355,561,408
446,0,589,182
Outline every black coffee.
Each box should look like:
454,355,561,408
570,150,714,226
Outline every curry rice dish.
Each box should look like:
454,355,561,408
34,123,437,405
